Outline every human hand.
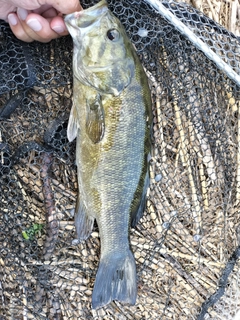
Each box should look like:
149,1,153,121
0,0,82,42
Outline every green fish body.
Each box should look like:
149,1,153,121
65,0,152,309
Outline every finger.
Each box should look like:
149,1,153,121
41,8,58,19
9,11,61,43
26,14,68,41
50,15,69,35
0,4,16,21
8,9,69,42
32,4,55,16
39,0,82,14
8,13,34,42
19,11,64,42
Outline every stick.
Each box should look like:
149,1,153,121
22,282,28,320
229,0,237,34
173,93,202,236
36,151,61,317
156,99,167,163
206,0,219,23
161,252,209,298
197,246,240,320
236,101,240,203
198,160,209,210
186,86,217,184
158,45,203,236
0,129,3,165
144,68,167,163
40,152,59,260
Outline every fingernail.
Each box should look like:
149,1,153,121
17,8,28,21
52,25,65,34
27,19,42,32
8,14,18,26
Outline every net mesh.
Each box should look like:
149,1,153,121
0,0,240,319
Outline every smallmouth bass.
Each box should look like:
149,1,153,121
65,0,152,309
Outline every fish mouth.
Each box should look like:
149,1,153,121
64,0,108,30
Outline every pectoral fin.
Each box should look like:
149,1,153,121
86,94,105,143
67,103,79,142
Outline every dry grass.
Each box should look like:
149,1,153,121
186,0,240,36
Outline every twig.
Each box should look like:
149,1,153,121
145,68,167,163
197,246,240,320
40,152,59,260
0,129,3,165
36,151,61,318
158,45,203,236
173,93,202,236
22,281,28,320
205,0,219,23
161,252,209,298
160,247,224,269
186,88,217,184
156,99,167,163
236,101,240,203
198,159,209,210
0,281,5,309
229,0,237,34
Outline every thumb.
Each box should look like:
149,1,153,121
41,0,82,14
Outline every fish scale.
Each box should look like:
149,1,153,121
65,0,152,309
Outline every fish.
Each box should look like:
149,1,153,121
64,0,152,309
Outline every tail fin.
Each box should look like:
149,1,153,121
92,250,137,309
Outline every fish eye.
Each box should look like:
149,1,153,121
106,29,120,42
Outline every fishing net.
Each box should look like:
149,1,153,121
0,0,240,319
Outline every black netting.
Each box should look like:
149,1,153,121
1,0,240,319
